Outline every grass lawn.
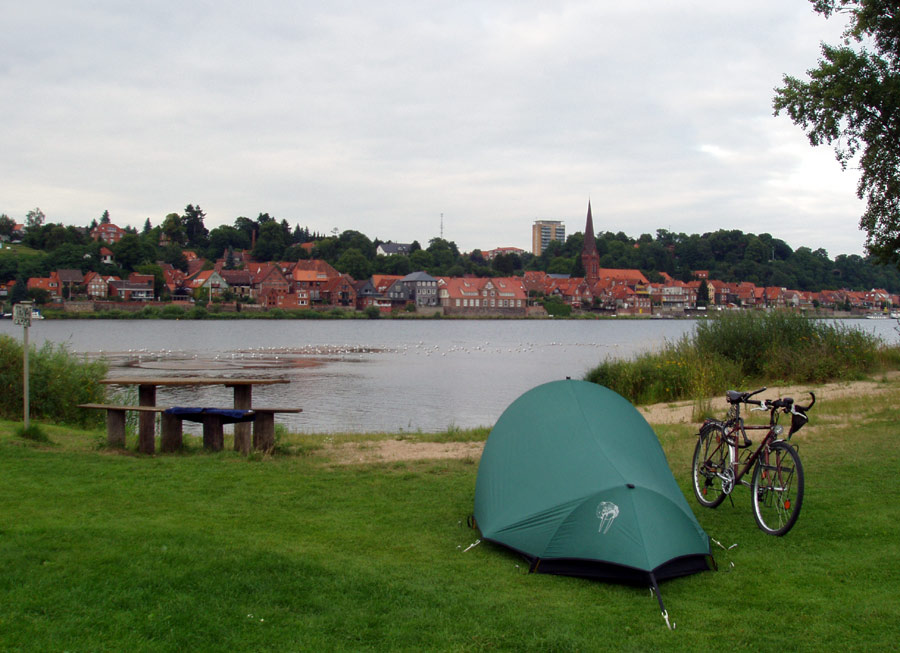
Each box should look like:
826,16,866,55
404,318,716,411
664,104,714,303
1,381,899,651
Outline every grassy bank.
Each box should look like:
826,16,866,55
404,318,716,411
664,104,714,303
585,311,900,405
1,379,899,651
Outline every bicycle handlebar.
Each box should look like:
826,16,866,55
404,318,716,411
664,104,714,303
727,388,816,413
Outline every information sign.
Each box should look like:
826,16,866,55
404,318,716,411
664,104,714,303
13,303,32,327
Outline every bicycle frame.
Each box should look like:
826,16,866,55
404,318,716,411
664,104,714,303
725,421,777,492
704,404,785,494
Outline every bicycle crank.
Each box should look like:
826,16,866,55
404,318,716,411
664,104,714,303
720,468,735,495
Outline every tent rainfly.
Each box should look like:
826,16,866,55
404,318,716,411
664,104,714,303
472,380,713,621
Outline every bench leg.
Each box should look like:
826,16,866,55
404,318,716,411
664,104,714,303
160,413,183,453
138,384,156,455
253,413,275,453
107,409,126,448
233,386,252,454
202,415,225,452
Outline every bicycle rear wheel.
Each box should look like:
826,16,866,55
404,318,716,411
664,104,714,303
751,440,804,536
692,425,729,508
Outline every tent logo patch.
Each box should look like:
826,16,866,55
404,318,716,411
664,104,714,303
596,502,620,534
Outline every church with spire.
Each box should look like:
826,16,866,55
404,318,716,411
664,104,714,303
582,200,600,287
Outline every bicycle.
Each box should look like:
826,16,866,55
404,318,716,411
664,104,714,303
691,387,815,536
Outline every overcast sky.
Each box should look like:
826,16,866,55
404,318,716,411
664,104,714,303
1,1,868,257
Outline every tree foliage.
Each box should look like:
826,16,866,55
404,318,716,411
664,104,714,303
0,214,15,239
4,199,900,297
252,220,286,262
182,204,209,250
774,0,900,266
25,207,45,229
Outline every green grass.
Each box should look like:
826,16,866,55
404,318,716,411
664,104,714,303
1,382,899,651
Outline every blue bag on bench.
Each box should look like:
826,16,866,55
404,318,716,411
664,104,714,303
164,407,256,424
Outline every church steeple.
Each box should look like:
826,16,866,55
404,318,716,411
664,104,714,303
582,200,599,285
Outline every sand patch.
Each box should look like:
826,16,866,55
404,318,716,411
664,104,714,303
326,439,484,464
638,371,900,425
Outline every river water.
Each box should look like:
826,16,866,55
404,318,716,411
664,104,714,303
2,317,896,433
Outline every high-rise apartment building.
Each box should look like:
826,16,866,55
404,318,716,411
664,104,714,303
532,220,565,256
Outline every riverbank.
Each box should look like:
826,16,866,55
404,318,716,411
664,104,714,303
314,371,900,464
19,301,879,321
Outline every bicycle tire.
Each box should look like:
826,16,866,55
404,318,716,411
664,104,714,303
751,440,804,536
692,426,729,509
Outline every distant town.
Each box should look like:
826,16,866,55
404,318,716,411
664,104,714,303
2,204,899,318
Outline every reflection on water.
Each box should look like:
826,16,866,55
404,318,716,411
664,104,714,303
3,318,896,433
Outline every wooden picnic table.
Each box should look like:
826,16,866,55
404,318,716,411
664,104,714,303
100,376,291,454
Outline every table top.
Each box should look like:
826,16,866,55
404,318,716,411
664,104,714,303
101,376,290,386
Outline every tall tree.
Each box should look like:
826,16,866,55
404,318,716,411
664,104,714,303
112,233,150,271
335,247,371,280
25,207,46,229
182,204,209,250
10,277,28,304
774,0,900,266
0,214,14,239
252,220,286,261
161,213,187,246
208,225,250,260
100,210,111,224
697,279,710,306
234,216,257,243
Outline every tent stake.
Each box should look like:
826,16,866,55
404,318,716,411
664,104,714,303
650,574,675,630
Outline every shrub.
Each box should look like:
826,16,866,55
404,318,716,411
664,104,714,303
585,311,893,404
585,335,741,404
693,311,883,382
542,297,571,317
139,306,161,319
161,305,187,319
0,335,107,427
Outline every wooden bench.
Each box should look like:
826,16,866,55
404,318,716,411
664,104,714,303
78,404,179,451
78,404,302,454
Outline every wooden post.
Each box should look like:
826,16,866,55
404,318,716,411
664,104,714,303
106,409,126,448
22,320,29,430
202,414,225,452
232,385,252,455
253,411,276,453
160,412,183,453
137,384,156,454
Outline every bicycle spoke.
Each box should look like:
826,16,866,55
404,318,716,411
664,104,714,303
692,425,730,509
752,442,804,535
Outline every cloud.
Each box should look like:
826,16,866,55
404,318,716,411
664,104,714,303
0,1,870,257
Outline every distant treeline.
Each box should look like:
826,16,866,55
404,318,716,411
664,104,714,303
3,206,899,293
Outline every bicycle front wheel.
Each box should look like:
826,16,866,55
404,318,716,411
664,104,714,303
692,426,729,508
751,440,804,536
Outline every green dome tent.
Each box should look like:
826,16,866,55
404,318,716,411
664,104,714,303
473,380,712,588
